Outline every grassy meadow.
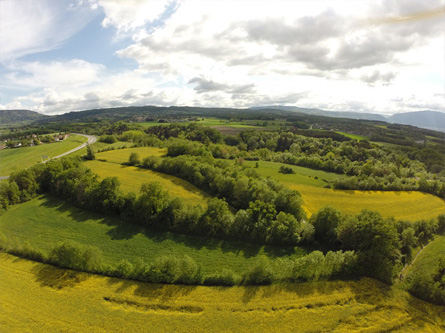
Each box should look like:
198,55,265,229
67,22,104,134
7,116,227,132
0,195,306,275
1,252,444,332
404,236,445,280
0,134,87,176
336,131,368,141
94,146,167,163
84,160,209,206
244,160,445,220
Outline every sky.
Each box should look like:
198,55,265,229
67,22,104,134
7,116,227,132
0,0,444,115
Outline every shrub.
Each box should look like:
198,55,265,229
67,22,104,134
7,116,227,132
279,165,295,174
203,269,240,286
49,241,103,272
242,257,276,285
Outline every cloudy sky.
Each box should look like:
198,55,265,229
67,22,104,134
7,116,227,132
0,0,444,115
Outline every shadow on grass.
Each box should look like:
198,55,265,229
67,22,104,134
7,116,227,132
38,194,307,260
31,262,90,290
105,277,197,301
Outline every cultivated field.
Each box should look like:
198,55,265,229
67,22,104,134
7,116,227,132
94,146,167,163
0,196,306,275
84,162,208,207
1,252,444,332
0,134,87,176
244,161,445,221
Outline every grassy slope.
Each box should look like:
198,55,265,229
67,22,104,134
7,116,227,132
0,195,306,275
1,253,444,332
94,146,167,163
0,134,87,176
244,160,445,220
405,236,445,279
336,131,368,141
84,161,209,206
85,147,208,206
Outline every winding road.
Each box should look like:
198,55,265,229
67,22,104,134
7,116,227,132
42,133,97,163
0,133,97,179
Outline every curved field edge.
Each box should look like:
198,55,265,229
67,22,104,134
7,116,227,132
290,184,444,221
405,236,445,279
0,195,306,275
1,253,444,333
83,160,209,206
0,134,88,176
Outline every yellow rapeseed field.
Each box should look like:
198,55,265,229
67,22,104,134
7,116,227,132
1,253,444,332
287,184,445,221
84,160,209,206
95,146,167,164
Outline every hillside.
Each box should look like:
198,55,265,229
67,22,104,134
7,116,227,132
0,109,48,125
388,111,445,132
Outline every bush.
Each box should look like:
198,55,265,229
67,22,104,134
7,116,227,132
99,135,117,144
279,165,295,174
242,257,276,285
113,259,134,278
146,255,201,285
49,241,103,272
203,269,240,286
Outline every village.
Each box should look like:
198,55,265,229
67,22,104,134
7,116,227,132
0,133,70,150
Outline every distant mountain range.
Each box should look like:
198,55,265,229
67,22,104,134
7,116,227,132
0,109,48,125
252,106,445,132
1,107,445,132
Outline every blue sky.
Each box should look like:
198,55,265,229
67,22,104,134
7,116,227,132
0,0,444,115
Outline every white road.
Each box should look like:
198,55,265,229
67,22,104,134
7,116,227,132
0,133,97,179
42,133,97,163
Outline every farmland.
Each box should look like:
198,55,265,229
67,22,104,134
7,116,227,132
94,146,167,164
0,195,306,275
0,134,87,176
84,161,209,206
244,161,445,220
405,236,445,281
1,252,444,332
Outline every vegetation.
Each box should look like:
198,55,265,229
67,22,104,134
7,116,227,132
0,134,87,176
2,253,445,332
405,236,445,305
84,160,208,206
1,107,445,311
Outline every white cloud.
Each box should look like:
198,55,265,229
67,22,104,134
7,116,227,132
5,60,104,88
0,0,96,63
97,0,172,32
1,0,444,114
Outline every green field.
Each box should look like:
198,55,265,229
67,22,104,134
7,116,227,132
336,131,368,141
244,160,348,187
94,146,167,163
0,195,307,275
244,161,445,220
0,134,87,176
404,236,445,280
1,253,444,332
84,160,209,206
69,141,131,159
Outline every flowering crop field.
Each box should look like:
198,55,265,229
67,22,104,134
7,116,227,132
1,253,444,332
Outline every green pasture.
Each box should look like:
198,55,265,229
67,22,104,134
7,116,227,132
0,135,87,176
243,161,445,221
405,236,445,280
94,146,167,164
84,160,209,206
244,160,348,187
0,195,307,275
336,131,368,141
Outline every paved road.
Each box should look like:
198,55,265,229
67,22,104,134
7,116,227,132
0,133,97,179
42,133,97,163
